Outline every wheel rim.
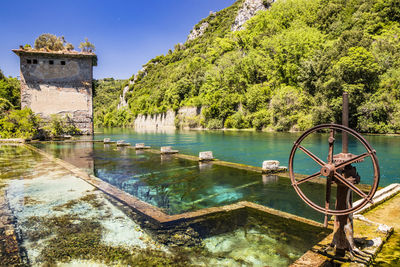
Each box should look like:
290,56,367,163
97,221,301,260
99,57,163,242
289,124,380,216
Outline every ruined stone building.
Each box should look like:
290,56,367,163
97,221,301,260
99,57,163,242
12,49,97,134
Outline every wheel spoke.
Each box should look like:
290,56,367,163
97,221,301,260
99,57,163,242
293,171,321,186
335,151,373,169
298,145,326,167
334,172,368,199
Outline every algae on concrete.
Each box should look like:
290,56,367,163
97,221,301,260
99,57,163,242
363,193,400,266
0,145,189,266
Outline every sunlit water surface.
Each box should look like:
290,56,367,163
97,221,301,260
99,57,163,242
34,142,337,222
1,145,327,266
93,128,400,186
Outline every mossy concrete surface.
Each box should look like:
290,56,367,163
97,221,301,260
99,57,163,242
292,185,400,267
364,192,400,266
0,145,190,266
0,144,334,266
0,189,23,266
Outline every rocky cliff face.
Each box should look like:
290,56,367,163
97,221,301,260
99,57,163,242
134,106,202,129
231,0,273,31
117,85,129,110
187,11,216,41
188,22,210,41
117,67,147,110
134,110,176,130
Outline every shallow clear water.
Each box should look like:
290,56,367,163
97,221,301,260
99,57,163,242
0,145,162,265
1,145,328,266
34,142,337,222
93,128,400,186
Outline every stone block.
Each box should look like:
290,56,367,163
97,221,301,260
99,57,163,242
161,146,179,154
262,160,280,171
116,140,130,147
135,143,150,149
103,138,115,144
199,151,214,161
161,146,172,153
136,143,145,148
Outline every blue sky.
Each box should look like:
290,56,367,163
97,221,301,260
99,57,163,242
0,0,235,79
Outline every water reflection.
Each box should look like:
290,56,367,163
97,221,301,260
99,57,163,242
93,128,400,186
262,175,279,185
34,143,327,222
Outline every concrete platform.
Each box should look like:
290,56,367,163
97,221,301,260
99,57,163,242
291,184,400,266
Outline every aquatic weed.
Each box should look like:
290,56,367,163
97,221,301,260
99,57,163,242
25,213,192,266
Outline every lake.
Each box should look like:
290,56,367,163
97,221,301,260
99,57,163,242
94,128,400,187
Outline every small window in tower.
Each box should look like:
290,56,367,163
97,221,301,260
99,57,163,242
27,59,32,64
61,61,66,65
49,60,54,65
33,59,38,64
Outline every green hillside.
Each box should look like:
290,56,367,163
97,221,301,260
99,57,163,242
93,78,129,127
102,0,400,133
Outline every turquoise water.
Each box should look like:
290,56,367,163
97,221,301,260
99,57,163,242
93,128,400,187
1,145,328,266
34,142,340,222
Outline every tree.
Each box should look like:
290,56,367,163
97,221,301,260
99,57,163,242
34,34,65,51
0,69,20,109
79,38,95,52
65,43,74,51
33,33,75,51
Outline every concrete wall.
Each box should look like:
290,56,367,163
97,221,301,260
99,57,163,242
19,54,94,134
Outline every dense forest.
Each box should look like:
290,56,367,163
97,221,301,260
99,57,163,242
100,0,400,133
93,78,129,127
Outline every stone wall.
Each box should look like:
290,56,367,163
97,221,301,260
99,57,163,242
134,110,176,130
134,106,202,130
18,54,94,134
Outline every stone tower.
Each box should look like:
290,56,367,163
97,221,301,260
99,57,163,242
12,49,97,134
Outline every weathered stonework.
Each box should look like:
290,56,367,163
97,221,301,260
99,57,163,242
12,49,97,134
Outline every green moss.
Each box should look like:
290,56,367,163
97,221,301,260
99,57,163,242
25,213,192,266
374,232,400,266
23,196,42,205
52,193,102,211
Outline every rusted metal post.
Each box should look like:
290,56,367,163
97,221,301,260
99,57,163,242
342,92,349,153
332,91,355,256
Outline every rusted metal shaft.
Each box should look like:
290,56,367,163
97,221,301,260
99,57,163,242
342,92,349,153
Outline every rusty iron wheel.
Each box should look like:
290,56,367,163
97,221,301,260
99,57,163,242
289,123,380,216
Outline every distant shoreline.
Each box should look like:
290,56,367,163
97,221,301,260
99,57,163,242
93,126,400,137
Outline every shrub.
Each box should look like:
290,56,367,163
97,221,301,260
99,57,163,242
0,108,41,139
250,109,271,130
44,114,81,137
224,112,250,129
206,118,223,129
